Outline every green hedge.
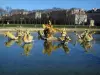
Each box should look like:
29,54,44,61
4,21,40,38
0,24,100,28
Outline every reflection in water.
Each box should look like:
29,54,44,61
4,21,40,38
22,43,33,56
4,31,97,56
1,32,100,75
4,37,33,56
38,34,42,40
58,43,70,54
73,31,93,52
5,37,23,47
75,36,93,52
80,41,92,52
16,36,23,46
5,39,15,47
43,41,70,56
43,41,59,56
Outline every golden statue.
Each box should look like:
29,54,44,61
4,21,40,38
23,30,33,43
4,31,18,40
75,29,95,42
38,20,58,41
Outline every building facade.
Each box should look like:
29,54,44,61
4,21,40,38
66,8,87,25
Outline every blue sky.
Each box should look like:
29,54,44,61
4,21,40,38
0,0,100,10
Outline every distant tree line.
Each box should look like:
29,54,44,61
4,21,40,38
0,7,100,26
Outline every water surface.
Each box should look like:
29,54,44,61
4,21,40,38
0,32,100,75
